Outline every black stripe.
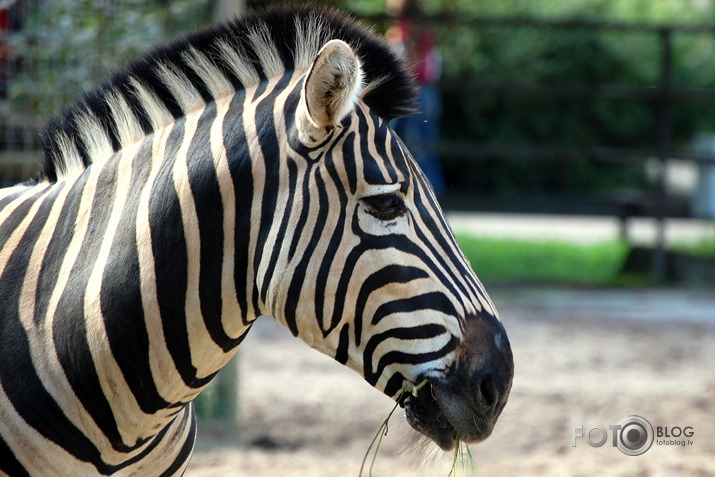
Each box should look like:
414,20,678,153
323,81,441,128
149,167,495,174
371,292,458,326
281,79,302,140
158,408,197,477
259,158,298,304
387,130,411,180
342,131,358,194
224,88,253,324
252,80,269,102
335,323,350,365
357,108,397,185
0,433,29,477
52,159,134,454
34,173,89,325
0,187,29,211
252,77,290,309
353,265,429,347
150,119,210,389
101,141,171,414
0,188,47,251
368,109,399,182
363,324,452,387
316,147,350,335
187,102,242,351
283,169,330,337
383,372,407,398
287,160,313,262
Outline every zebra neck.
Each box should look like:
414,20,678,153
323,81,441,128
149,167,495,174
0,71,303,455
124,72,305,393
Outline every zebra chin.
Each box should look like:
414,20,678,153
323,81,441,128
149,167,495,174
401,312,514,451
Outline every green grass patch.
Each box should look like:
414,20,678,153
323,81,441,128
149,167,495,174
455,234,630,286
670,239,715,259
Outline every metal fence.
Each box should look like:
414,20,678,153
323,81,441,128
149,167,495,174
0,0,213,185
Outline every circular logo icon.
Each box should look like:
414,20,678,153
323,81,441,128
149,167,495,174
616,415,654,456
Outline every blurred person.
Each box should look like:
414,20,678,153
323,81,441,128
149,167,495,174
387,0,446,196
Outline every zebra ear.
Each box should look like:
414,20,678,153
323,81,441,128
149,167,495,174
297,39,363,143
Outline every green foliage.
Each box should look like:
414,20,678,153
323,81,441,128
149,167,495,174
455,234,630,285
344,0,715,196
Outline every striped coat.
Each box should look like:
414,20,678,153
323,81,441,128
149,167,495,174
0,6,512,476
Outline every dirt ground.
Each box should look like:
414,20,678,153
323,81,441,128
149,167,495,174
186,287,715,477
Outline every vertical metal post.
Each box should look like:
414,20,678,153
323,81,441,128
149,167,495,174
654,28,673,281
215,354,240,428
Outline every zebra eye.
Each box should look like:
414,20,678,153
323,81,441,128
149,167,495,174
362,193,406,220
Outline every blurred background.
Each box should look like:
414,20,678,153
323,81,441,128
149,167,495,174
2,0,713,475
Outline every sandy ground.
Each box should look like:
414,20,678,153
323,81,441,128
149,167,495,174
186,287,715,477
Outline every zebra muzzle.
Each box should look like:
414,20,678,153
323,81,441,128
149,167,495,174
403,313,514,451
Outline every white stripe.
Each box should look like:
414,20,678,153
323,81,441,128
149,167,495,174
15,180,128,465
247,21,285,79
293,13,325,70
135,123,190,406
82,145,147,447
74,109,114,167
183,47,233,99
129,77,174,131
155,62,204,115
105,91,144,150
216,39,260,87
171,105,227,377
0,384,97,476
210,93,250,336
54,132,86,179
241,77,285,320
359,103,392,183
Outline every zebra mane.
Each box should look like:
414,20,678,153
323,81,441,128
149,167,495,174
37,5,416,183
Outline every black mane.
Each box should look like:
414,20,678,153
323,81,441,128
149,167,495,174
38,5,416,183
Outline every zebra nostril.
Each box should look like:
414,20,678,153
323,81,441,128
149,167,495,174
478,374,497,408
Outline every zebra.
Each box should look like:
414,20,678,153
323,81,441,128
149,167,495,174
0,5,513,476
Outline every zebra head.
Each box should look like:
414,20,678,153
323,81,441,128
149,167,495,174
263,36,514,450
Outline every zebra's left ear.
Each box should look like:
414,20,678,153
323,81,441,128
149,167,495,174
296,39,363,144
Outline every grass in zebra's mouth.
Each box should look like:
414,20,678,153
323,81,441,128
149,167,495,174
449,442,477,477
359,379,476,476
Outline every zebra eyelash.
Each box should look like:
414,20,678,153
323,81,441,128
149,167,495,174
361,193,406,221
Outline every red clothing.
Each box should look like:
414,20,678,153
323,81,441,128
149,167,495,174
390,17,441,85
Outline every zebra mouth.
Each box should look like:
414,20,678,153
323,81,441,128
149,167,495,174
400,312,514,451
401,377,501,451
401,384,458,451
